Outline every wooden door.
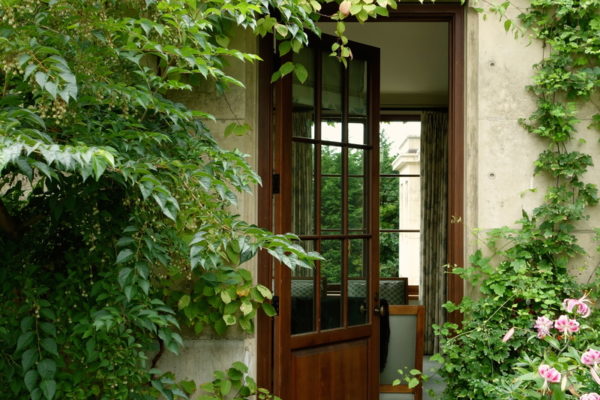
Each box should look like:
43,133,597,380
272,35,381,400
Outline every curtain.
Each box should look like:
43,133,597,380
292,111,315,278
419,111,448,355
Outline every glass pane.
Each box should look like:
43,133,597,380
349,120,367,145
348,239,368,326
322,52,343,114
320,240,342,330
292,142,316,235
399,177,421,230
321,119,342,143
321,176,341,234
380,121,421,174
321,145,342,175
348,177,365,231
349,239,367,278
348,148,365,176
399,232,420,286
292,48,315,139
292,241,316,335
379,232,399,278
348,58,367,116
380,177,399,230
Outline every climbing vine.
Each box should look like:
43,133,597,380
0,0,326,399
435,1,600,399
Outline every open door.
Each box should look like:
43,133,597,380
271,34,381,400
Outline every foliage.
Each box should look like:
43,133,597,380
493,295,600,399
198,362,280,400
435,1,600,399
0,0,324,398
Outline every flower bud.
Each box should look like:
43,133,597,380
339,0,351,17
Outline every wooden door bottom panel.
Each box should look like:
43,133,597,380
291,339,369,400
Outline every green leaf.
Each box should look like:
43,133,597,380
21,316,34,333
41,338,58,357
278,41,292,56
240,301,253,316
220,291,232,304
39,323,56,337
22,348,38,371
256,285,273,300
213,319,227,335
180,380,197,395
294,64,308,83
40,379,56,400
261,302,277,317
280,61,294,77
116,249,134,264
118,267,133,287
45,82,58,99
24,370,39,392
37,359,56,380
16,331,34,352
220,379,232,396
223,314,237,326
35,72,48,89
178,295,191,310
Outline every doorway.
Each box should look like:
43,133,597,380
257,4,465,400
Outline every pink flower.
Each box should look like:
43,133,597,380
538,364,561,383
535,316,553,339
582,349,600,366
502,327,515,342
581,393,600,400
554,315,580,334
564,295,592,318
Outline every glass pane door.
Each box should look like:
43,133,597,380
290,43,374,335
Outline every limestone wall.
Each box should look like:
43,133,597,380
464,0,600,300
157,29,260,387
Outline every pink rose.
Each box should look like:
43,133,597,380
554,315,580,334
538,364,561,383
581,393,600,400
582,349,600,366
564,295,592,318
338,0,351,16
535,316,553,339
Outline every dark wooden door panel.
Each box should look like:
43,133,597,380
291,340,369,400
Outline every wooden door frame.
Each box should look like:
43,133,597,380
257,2,465,394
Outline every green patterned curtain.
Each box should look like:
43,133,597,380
419,111,448,355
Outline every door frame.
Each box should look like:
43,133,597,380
257,2,465,394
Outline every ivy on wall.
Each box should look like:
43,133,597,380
434,1,600,398
1,0,598,399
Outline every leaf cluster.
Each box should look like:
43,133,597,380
436,1,600,399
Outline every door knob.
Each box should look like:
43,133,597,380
373,305,386,316
360,303,385,316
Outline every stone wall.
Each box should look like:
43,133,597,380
157,29,260,387
464,0,600,301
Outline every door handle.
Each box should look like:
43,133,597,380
373,305,386,316
359,303,386,316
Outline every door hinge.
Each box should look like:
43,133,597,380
272,173,280,194
272,295,280,314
